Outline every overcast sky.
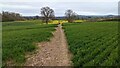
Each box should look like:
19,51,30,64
0,0,119,16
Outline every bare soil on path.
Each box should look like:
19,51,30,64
25,24,72,66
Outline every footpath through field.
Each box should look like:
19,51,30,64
25,24,72,66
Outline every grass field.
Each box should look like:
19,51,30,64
2,21,57,65
63,21,119,66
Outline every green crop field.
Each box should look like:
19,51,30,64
63,21,119,66
2,21,57,65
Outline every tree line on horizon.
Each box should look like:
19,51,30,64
1,6,119,23
1,6,78,23
1,11,25,22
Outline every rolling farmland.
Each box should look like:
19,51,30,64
1,1,119,67
2,20,119,66
2,21,57,65
63,21,119,66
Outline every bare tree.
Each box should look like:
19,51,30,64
65,9,78,22
41,6,55,24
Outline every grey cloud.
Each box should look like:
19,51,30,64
1,2,118,16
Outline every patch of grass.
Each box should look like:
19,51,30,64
63,21,119,66
2,21,57,65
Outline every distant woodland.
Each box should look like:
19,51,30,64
1,11,25,22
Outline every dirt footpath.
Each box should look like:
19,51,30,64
25,24,72,66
